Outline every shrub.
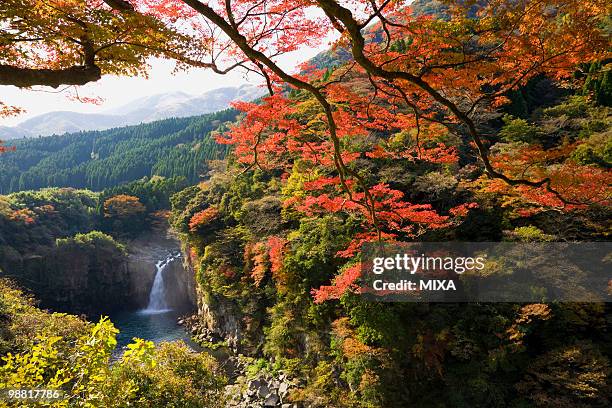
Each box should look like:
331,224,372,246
0,317,226,407
516,342,610,408
505,226,555,242
498,115,542,143
56,230,127,254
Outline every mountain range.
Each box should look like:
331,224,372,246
0,84,263,139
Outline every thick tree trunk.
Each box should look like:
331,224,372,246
0,64,102,88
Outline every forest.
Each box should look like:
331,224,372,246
0,109,236,193
0,0,611,407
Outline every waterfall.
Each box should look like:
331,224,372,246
142,252,180,314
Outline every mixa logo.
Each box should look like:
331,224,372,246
372,279,457,291
420,279,456,291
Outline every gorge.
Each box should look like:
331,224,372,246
111,227,197,349
0,0,610,403
113,250,196,350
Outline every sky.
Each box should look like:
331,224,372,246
0,44,328,127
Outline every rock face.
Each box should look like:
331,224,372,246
126,227,197,312
176,240,246,352
0,236,133,315
196,293,242,351
0,226,197,316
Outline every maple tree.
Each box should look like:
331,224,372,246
249,241,268,286
143,0,608,300
4,0,608,207
141,0,608,204
103,194,148,235
189,206,220,231
103,194,146,218
148,0,609,222
0,0,187,89
0,0,190,155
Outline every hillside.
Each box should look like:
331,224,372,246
0,109,237,193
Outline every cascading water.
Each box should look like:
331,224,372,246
142,252,180,314
111,244,195,353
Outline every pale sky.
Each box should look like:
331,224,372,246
0,44,329,126
0,59,247,126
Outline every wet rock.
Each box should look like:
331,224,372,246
264,394,279,406
258,385,270,398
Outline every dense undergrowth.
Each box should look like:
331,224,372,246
0,279,225,407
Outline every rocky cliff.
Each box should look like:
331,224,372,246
182,245,256,354
0,232,132,315
0,226,197,316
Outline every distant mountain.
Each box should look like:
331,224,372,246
105,85,262,123
1,84,263,139
0,125,29,140
6,112,124,139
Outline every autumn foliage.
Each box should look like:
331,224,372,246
3,0,611,302
0,141,15,154
188,206,220,231
3,2,612,407
103,195,146,218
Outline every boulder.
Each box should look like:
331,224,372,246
258,384,270,398
264,394,279,406
278,382,289,396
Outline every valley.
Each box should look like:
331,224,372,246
0,0,610,406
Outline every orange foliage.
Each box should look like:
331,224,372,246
484,145,612,212
506,304,553,345
0,140,16,154
312,263,362,304
332,318,375,358
5,0,610,306
188,207,219,232
244,236,288,290
250,242,268,287
103,195,146,218
8,208,36,224
267,236,287,291
0,102,23,118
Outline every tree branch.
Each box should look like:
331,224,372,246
314,0,577,202
101,0,134,11
181,0,382,228
0,64,101,88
